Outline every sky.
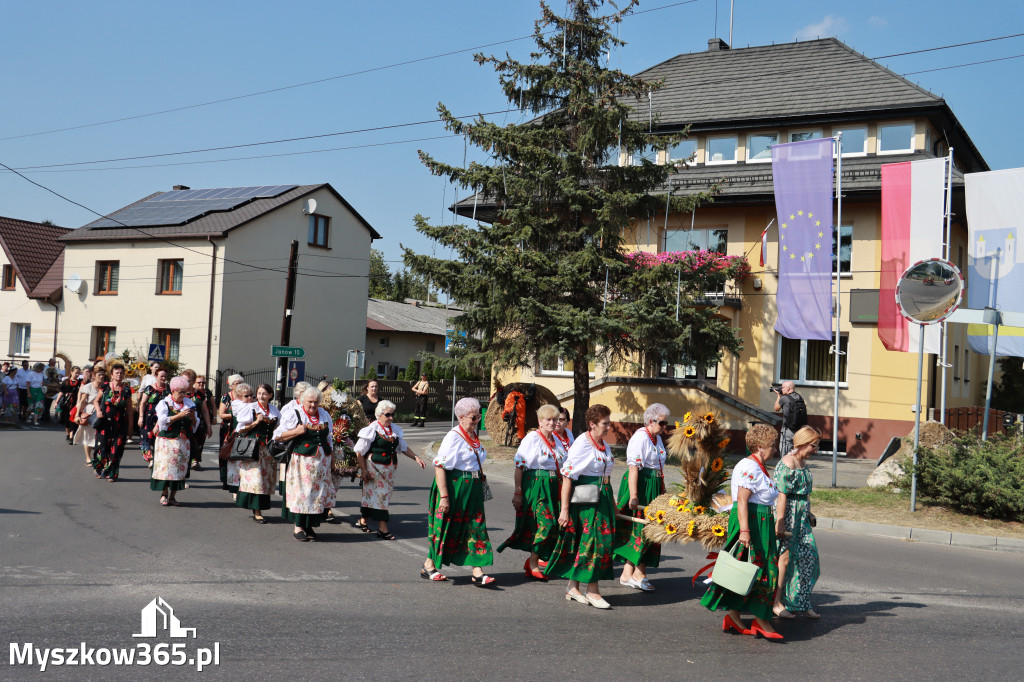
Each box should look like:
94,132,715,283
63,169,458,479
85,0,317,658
1,0,1021,270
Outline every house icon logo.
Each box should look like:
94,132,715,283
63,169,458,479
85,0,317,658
132,597,197,638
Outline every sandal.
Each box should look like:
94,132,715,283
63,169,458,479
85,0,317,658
470,574,496,587
354,520,371,533
167,498,179,506
160,496,169,506
376,530,396,540
420,567,447,581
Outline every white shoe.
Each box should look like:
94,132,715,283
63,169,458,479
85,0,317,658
585,593,611,609
564,588,587,604
637,578,655,592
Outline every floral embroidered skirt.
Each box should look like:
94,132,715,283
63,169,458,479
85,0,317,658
427,470,493,568
225,459,241,494
543,476,617,583
236,447,279,511
285,449,336,528
779,494,820,612
612,467,664,567
361,459,396,521
150,436,190,492
497,469,559,560
27,387,44,417
700,502,779,621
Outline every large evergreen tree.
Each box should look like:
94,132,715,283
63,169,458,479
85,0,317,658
406,0,746,432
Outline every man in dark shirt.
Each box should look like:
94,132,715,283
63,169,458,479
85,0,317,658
773,381,806,455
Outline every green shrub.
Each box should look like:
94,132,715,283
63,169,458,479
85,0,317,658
915,433,1024,521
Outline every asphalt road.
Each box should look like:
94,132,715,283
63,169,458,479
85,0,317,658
2,424,1022,680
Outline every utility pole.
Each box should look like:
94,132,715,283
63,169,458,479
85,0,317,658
276,240,299,405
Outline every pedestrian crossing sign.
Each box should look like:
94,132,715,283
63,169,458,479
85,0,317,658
147,344,166,362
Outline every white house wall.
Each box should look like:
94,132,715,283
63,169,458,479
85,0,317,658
0,251,61,364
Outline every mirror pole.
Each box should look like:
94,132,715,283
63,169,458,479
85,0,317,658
911,324,925,512
982,317,1000,441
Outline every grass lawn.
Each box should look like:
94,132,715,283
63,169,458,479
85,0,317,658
811,487,1024,540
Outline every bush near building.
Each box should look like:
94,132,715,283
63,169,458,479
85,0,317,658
916,433,1024,521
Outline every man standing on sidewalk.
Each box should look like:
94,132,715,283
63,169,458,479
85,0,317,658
411,374,429,427
773,381,807,455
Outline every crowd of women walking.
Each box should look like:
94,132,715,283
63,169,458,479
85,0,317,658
47,359,821,640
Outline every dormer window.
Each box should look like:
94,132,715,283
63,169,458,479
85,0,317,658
668,139,697,165
878,122,915,154
747,133,778,162
706,136,737,165
833,126,868,157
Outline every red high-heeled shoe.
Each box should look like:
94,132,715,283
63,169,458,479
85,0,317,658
722,615,750,635
750,622,784,640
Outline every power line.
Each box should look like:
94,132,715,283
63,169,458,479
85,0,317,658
902,52,1024,76
873,32,1024,59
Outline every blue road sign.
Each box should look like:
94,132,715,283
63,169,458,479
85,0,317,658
287,360,306,388
147,344,166,362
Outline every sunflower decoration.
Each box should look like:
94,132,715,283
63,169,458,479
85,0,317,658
719,438,730,449
125,364,136,377
711,525,726,537
676,504,687,513
710,457,724,472
687,520,697,536
318,381,370,483
668,497,679,507
683,426,696,438
683,411,692,422
655,510,667,524
665,523,678,535
693,505,706,515
703,412,715,425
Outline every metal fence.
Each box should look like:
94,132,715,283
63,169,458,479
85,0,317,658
214,366,328,405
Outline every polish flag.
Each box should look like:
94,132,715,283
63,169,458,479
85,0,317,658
759,221,772,267
879,158,946,353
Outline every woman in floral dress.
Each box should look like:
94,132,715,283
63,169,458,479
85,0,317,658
353,399,425,539
773,425,822,620
275,386,335,542
57,367,82,444
544,404,617,608
91,362,134,482
217,374,244,491
234,383,280,523
137,368,169,467
421,397,495,586
497,404,564,580
614,403,670,592
150,376,197,506
700,423,783,640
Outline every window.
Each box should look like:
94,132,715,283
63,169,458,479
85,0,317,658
11,323,30,355
93,326,116,359
158,259,183,294
706,136,737,164
659,359,717,381
953,344,960,380
379,337,389,348
96,261,119,294
629,147,657,166
778,334,848,385
833,126,867,156
832,225,853,275
746,133,778,162
308,215,330,248
539,353,596,376
668,139,697,164
2,264,15,290
963,348,970,383
878,122,915,154
152,328,180,362
426,340,436,352
664,227,728,254
376,362,389,378
790,130,822,142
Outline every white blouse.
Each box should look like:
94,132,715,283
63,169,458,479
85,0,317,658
731,457,779,506
273,404,333,451
626,428,667,470
26,371,44,389
236,402,281,431
155,396,198,434
513,430,561,471
272,400,301,440
560,433,614,480
354,421,408,456
433,429,487,471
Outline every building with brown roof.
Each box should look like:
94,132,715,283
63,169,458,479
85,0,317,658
58,183,379,383
0,217,71,362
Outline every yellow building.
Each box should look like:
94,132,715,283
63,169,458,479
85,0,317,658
462,38,991,458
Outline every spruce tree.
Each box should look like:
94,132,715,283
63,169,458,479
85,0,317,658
406,0,746,432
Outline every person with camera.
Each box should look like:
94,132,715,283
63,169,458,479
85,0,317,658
773,381,807,456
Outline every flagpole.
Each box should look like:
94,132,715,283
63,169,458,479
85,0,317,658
939,147,955,425
832,133,843,488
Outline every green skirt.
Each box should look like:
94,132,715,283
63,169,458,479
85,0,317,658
700,502,779,621
543,476,616,583
292,511,326,529
427,470,493,568
497,469,560,560
612,468,664,567
150,478,185,492
236,491,271,511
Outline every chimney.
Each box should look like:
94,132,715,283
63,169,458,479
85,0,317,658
707,37,730,51
172,185,190,191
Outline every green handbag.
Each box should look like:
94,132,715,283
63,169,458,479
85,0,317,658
710,542,759,596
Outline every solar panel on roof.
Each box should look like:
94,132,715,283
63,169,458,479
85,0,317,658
91,184,298,228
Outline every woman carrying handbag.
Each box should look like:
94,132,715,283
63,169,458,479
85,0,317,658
700,423,783,640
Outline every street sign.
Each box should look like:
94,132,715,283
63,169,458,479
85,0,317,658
346,350,364,369
445,330,468,353
286,360,306,388
147,344,166,362
271,345,305,358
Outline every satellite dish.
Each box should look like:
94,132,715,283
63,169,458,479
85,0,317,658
895,258,963,325
303,198,317,215
66,273,83,293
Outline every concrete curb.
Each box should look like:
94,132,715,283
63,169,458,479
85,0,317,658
819,516,1024,553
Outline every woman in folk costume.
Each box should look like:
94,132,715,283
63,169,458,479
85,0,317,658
274,381,310,525
225,383,255,496
57,366,83,444
181,369,212,472
275,386,335,542
217,374,244,491
74,366,103,465
150,376,197,506
26,363,46,425
553,407,575,456
497,404,564,581
137,366,169,466
544,404,617,609
92,362,134,481
421,397,495,586
353,400,425,539
614,403,670,592
233,383,281,524
700,423,784,640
